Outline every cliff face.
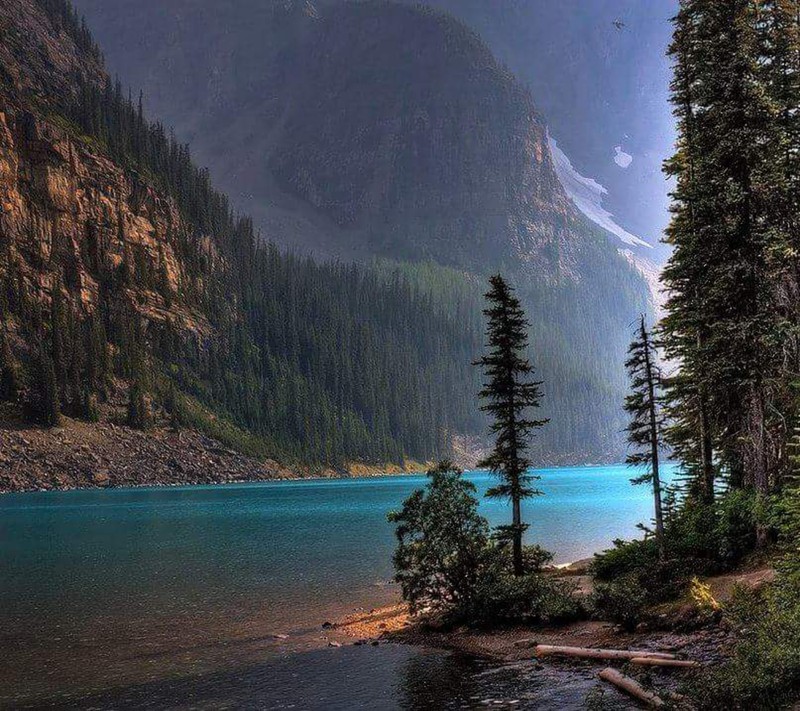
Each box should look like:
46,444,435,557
0,107,215,337
0,0,221,344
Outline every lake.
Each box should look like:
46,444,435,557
0,465,671,708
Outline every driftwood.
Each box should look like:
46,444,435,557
534,645,675,661
631,656,700,669
599,667,665,708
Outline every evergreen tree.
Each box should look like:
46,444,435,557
661,0,716,503
27,349,60,427
475,275,548,577
127,379,152,430
624,316,666,560
0,331,20,402
662,0,790,507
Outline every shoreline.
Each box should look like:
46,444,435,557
0,411,627,495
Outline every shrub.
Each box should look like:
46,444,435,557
589,573,649,631
469,548,581,626
591,538,659,581
388,463,580,626
388,462,489,618
688,585,800,710
687,485,800,709
590,539,691,629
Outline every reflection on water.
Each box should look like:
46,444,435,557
15,645,634,710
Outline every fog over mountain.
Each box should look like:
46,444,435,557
73,0,677,264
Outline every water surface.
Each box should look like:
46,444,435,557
0,465,670,708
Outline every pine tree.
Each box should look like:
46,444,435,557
475,275,548,576
27,348,60,427
127,378,152,430
624,316,666,560
661,0,716,503
662,0,788,505
0,331,20,402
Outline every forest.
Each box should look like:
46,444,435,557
0,0,649,468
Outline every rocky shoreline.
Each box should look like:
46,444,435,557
0,413,429,494
319,561,776,707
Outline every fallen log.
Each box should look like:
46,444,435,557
599,667,664,708
535,645,675,661
631,657,699,669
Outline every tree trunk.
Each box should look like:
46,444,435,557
697,326,715,504
642,318,665,560
512,494,523,576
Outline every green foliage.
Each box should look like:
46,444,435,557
388,463,579,626
24,349,60,427
590,537,661,583
688,584,800,710
589,575,650,632
126,380,152,430
387,462,489,618
589,537,689,630
590,490,767,629
470,552,581,626
623,315,665,557
34,0,101,60
0,332,20,402
476,274,548,575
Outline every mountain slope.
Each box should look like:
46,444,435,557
0,0,490,470
63,0,652,461
6,0,648,461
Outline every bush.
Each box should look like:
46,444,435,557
388,461,489,619
686,485,800,709
468,547,581,626
590,540,690,629
589,577,648,631
388,463,580,626
688,585,800,710
591,538,659,581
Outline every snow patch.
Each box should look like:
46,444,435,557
548,134,650,249
614,146,633,169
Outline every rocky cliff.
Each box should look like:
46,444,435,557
269,3,580,274
0,0,224,346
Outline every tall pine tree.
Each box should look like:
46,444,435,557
475,275,548,576
624,316,666,560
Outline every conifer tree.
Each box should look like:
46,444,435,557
0,331,20,402
624,316,666,560
127,376,152,430
475,275,548,576
27,349,60,427
661,0,716,503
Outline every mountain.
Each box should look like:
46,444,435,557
2,0,652,469
0,0,490,474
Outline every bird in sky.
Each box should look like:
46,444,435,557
612,19,625,30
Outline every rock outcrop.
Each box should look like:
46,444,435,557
0,106,215,337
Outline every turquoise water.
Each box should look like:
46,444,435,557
0,465,669,708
